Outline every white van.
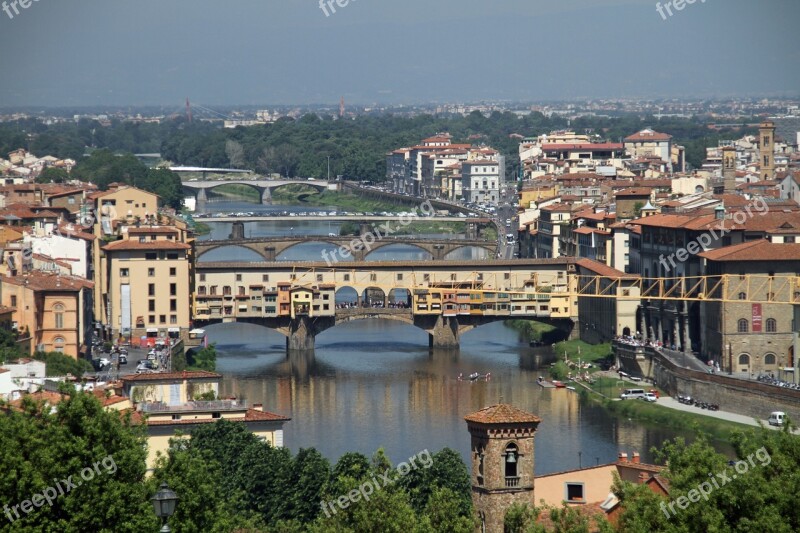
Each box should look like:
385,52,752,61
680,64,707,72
768,411,786,426
620,388,646,400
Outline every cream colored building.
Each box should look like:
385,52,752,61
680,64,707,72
102,226,192,341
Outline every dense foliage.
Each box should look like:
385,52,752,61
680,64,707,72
32,350,94,377
153,420,475,532
0,386,157,532
185,343,217,371
0,113,757,184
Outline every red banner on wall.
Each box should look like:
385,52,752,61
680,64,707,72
752,303,762,332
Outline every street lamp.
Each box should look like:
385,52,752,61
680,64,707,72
151,482,179,533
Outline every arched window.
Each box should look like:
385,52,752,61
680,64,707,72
504,443,519,484
238,286,246,296
766,318,777,333
737,319,748,333
53,337,65,353
738,292,747,300
210,286,217,296
764,353,777,366
738,353,750,366
223,286,232,296
53,303,65,329
198,286,207,296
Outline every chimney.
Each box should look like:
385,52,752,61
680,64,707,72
632,451,640,464
618,452,628,464
639,472,650,483
253,403,263,412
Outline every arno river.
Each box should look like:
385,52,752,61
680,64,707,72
196,200,729,474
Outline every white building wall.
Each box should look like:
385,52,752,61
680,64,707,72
26,232,88,278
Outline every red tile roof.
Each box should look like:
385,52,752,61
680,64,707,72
576,258,638,279
121,370,221,382
624,129,672,142
144,407,290,425
464,404,542,425
102,240,191,251
541,143,623,151
698,240,800,262
1,272,93,291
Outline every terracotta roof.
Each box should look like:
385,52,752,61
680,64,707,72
624,129,672,142
464,404,542,425
144,407,290,426
121,370,221,382
1,272,93,291
541,143,623,151
56,224,96,241
126,226,180,235
102,240,191,251
698,240,800,262
616,188,652,197
576,258,638,279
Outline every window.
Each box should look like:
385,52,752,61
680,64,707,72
238,286,245,296
167,252,178,260
139,236,147,243
148,268,155,277
149,300,156,312
169,267,177,276
397,273,403,281
343,274,350,282
170,299,177,312
451,274,457,281
370,274,377,282
766,318,777,332
54,303,64,329
120,268,129,277
170,315,177,324
262,274,269,282
148,315,155,324
504,273,511,280
200,274,206,282
424,274,430,282
765,353,777,365
504,443,519,486
10,295,16,307
149,284,156,297
159,315,166,324
210,286,217,295
738,319,748,333
198,286,207,296
236,274,242,282
145,252,157,261
317,274,323,282
738,292,746,300
739,353,750,365
170,283,177,296
566,483,585,503
53,337,65,353
223,286,232,296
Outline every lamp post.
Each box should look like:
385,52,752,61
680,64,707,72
151,482,179,533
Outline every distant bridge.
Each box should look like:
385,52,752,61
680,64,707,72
195,235,498,261
182,179,332,204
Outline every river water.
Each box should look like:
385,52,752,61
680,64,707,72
196,200,725,473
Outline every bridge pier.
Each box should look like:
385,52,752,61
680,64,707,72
428,315,460,350
196,188,208,204
264,247,277,261
261,187,272,204
432,244,446,261
286,316,316,352
229,222,245,240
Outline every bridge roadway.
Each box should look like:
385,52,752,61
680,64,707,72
183,179,331,204
192,258,580,352
195,235,497,261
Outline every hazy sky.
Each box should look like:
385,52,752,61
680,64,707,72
0,0,798,107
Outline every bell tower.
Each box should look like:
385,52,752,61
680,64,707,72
759,120,776,180
722,146,737,193
464,404,542,533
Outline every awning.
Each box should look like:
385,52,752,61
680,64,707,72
146,328,158,333
168,327,180,333
189,329,206,335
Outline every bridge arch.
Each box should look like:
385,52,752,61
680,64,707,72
268,182,327,195
196,244,267,262
442,244,493,260
364,242,434,261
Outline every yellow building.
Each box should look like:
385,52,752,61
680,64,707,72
0,272,94,358
101,226,192,341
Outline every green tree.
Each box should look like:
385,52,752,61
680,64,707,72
0,387,156,532
187,343,217,371
35,167,69,183
289,448,331,523
33,351,93,377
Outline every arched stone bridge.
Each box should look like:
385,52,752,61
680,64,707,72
197,308,577,352
195,236,498,261
183,179,331,204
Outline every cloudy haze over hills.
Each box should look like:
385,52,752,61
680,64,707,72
0,0,797,106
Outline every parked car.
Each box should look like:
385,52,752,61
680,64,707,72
620,388,646,400
641,392,658,402
118,354,128,365
768,411,786,426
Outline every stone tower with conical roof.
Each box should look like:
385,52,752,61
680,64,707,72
464,404,542,533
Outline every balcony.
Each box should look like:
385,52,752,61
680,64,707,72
505,476,520,488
